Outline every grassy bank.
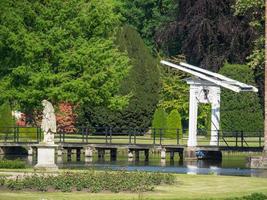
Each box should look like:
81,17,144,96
0,173,266,200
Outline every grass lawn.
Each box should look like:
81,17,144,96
0,174,267,200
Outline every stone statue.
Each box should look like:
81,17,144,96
41,100,57,144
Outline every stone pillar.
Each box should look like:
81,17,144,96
57,148,63,156
57,155,63,164
188,85,198,147
184,147,197,160
34,144,58,170
27,147,33,156
76,148,81,162
0,147,4,155
85,157,93,163
160,148,166,159
27,155,33,165
84,146,93,157
210,87,221,146
128,149,133,162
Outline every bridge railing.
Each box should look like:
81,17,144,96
0,127,42,143
0,126,264,148
55,127,182,145
219,130,263,148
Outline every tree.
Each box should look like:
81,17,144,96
152,108,167,136
219,63,263,133
156,0,257,72
121,0,178,52
234,0,265,108
0,103,14,133
166,109,182,139
79,26,160,129
0,0,131,123
56,102,77,134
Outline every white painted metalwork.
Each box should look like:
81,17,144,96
160,60,258,147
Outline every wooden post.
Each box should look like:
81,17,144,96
144,149,149,162
67,148,72,162
76,148,81,162
110,149,117,161
135,150,139,161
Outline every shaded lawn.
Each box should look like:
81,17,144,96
0,174,267,200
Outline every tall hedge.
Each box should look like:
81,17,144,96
166,109,182,139
0,103,14,133
219,63,263,133
80,25,160,129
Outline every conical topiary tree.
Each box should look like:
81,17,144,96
0,103,14,133
152,108,167,137
166,109,182,139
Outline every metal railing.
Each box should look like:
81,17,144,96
0,127,264,149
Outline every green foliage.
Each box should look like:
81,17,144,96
219,63,263,132
120,0,178,51
0,0,131,116
234,0,264,108
80,26,160,129
4,171,175,193
18,127,39,140
0,176,6,186
166,109,182,139
0,103,14,133
0,159,25,169
152,108,167,137
225,193,267,200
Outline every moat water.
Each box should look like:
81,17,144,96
2,152,267,177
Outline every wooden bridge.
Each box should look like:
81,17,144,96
0,127,264,162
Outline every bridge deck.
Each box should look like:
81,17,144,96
0,142,263,152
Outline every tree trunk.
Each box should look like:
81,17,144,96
264,0,267,152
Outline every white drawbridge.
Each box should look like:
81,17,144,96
160,60,258,147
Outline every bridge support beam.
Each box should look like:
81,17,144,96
57,147,63,156
184,147,197,160
110,149,117,161
0,147,5,155
134,150,139,161
67,148,72,162
160,148,166,159
249,156,267,168
76,148,81,162
144,149,149,162
128,149,133,162
98,149,105,160
84,146,93,157
27,147,33,156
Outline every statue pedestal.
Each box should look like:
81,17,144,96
34,144,58,171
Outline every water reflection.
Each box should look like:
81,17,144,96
1,153,267,177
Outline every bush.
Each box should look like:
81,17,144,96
166,110,182,139
0,103,14,134
219,63,263,133
0,159,26,169
152,108,167,137
225,193,267,200
3,171,175,193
